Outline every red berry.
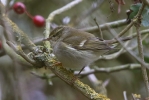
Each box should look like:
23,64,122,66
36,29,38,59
13,2,26,14
33,15,45,27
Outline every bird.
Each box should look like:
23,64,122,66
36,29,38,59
47,26,113,70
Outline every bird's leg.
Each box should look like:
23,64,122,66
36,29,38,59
70,66,85,86
77,66,85,76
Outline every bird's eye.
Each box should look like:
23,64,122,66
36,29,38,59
50,26,64,39
52,34,57,37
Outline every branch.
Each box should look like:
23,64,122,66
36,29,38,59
134,2,149,96
117,21,134,37
75,64,141,77
136,26,149,96
81,19,128,33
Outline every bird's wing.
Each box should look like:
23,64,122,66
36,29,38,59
63,36,112,51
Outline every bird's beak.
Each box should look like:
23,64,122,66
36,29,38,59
43,37,51,41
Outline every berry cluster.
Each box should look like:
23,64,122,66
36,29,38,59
13,2,45,27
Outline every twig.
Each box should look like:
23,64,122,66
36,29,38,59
94,18,103,40
136,24,149,96
81,19,127,33
76,63,141,77
123,91,128,100
117,21,134,37
108,0,115,15
134,2,149,97
135,3,146,17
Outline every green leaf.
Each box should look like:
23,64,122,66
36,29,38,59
129,3,142,19
128,3,149,27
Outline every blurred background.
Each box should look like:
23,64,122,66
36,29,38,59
0,0,148,100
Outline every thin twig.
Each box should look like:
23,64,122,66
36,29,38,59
117,21,134,37
76,63,141,77
123,91,128,100
94,18,103,40
82,19,127,33
135,3,146,17
136,26,149,96
134,2,149,97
